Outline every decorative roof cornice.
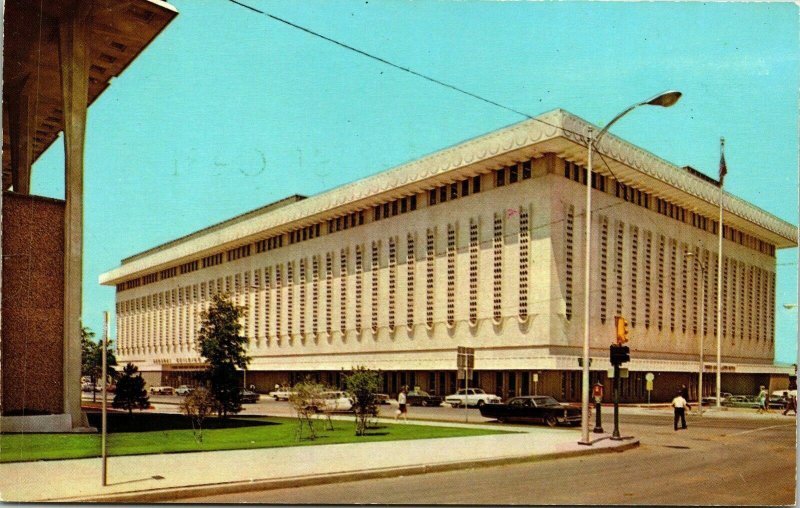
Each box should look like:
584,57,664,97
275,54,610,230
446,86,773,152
100,109,797,285
556,110,798,246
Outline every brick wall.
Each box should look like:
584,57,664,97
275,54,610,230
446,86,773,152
2,193,65,414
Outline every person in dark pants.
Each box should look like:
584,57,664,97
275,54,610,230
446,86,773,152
672,391,690,431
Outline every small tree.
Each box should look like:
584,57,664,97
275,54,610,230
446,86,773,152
112,363,150,414
345,366,382,436
197,293,250,417
81,326,118,402
288,379,326,440
180,387,216,443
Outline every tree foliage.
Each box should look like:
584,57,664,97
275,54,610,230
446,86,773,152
180,387,216,443
112,363,150,414
81,326,118,402
288,378,327,440
344,366,382,436
197,293,250,417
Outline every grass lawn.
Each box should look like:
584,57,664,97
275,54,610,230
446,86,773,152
1,412,513,463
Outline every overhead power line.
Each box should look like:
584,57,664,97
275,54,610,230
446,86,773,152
226,0,587,140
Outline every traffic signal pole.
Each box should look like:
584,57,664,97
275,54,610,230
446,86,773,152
610,316,629,441
612,362,621,440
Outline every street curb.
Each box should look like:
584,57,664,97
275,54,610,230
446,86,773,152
49,439,639,503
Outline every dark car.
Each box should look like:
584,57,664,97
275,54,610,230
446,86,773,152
240,389,260,404
406,389,444,407
479,395,581,427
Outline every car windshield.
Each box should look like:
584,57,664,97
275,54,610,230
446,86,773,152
532,396,561,407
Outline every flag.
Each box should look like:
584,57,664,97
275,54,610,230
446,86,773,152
719,137,727,186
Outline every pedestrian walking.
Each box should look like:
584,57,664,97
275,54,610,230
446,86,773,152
782,392,796,416
395,386,408,422
757,386,768,413
672,391,690,431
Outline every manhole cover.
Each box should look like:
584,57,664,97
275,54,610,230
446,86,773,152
152,475,165,480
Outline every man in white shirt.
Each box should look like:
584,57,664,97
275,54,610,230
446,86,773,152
671,391,690,431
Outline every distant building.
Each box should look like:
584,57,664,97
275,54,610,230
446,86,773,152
100,110,797,402
1,0,176,431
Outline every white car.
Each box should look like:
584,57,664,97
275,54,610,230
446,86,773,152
445,388,501,408
149,386,174,395
175,385,194,396
269,388,294,401
310,391,354,412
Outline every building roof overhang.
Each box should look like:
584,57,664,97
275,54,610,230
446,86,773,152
100,109,798,286
2,0,178,189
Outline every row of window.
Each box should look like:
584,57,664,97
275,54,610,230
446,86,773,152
116,154,776,294
227,244,251,261
429,176,481,206
256,235,283,253
117,211,532,355
564,213,776,344
562,159,776,257
289,224,321,244
374,195,417,221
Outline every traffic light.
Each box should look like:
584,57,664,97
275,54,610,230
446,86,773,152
610,344,630,366
614,316,629,345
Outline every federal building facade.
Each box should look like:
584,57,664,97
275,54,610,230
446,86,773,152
100,110,797,403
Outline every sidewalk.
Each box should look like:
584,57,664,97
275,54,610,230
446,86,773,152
0,418,637,503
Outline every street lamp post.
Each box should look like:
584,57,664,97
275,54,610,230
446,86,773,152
686,251,707,414
580,91,682,445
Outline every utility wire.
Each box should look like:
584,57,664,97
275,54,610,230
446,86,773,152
226,0,590,141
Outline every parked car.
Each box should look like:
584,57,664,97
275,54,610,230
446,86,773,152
269,388,294,401
445,388,501,408
375,393,391,405
701,392,732,406
768,394,787,409
240,389,260,404
722,395,760,409
81,382,100,392
149,386,174,395
310,391,354,412
479,396,582,426
175,385,195,396
406,389,444,407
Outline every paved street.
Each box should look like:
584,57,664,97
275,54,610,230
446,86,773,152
180,411,796,505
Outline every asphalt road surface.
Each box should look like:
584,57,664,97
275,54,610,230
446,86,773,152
179,411,796,505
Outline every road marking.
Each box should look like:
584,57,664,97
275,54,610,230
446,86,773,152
729,424,794,437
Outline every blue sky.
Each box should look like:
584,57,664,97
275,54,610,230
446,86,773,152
32,1,798,363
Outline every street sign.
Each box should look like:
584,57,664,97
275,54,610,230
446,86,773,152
645,372,654,382
533,373,539,383
457,346,475,369
620,368,629,379
646,380,653,391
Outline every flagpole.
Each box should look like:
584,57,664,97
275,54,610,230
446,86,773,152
715,137,725,408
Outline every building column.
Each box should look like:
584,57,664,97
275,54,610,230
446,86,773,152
7,79,33,195
58,0,90,428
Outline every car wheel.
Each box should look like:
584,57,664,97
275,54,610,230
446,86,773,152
477,400,485,407
451,403,460,408
421,400,428,407
545,415,557,427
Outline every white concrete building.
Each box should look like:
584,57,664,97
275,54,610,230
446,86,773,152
100,109,797,402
